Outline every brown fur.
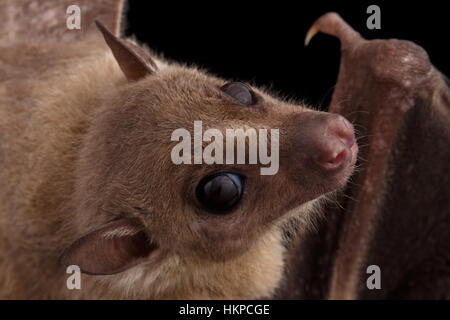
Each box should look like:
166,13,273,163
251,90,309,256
0,5,356,299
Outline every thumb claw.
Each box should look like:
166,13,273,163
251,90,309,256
304,24,318,46
304,12,363,48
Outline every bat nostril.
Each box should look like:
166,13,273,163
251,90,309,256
330,149,347,165
329,116,356,149
315,116,356,172
288,112,358,175
340,132,356,149
317,147,350,171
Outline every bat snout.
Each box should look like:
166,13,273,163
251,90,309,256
285,112,358,182
315,115,357,172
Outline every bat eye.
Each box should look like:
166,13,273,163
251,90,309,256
196,173,244,213
220,82,255,106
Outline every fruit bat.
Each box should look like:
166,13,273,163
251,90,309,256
277,12,450,300
1,1,447,300
0,2,358,298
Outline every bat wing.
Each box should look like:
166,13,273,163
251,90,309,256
0,0,125,43
278,13,450,299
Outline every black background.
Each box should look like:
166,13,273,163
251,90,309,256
125,1,449,110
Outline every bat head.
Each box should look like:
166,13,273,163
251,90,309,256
59,22,358,297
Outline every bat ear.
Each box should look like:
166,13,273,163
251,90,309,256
95,20,158,81
59,218,158,275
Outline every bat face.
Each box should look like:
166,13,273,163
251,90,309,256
1,2,447,301
0,7,358,297
60,27,358,285
0,4,359,296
